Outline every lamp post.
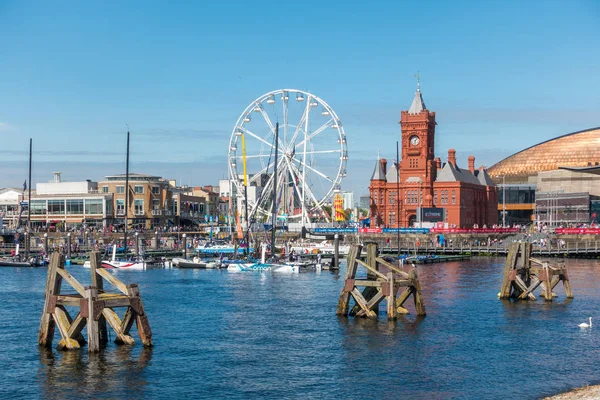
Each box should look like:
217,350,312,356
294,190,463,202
182,233,187,260
67,232,71,259
135,232,139,256
24,231,28,258
502,175,506,228
43,233,48,254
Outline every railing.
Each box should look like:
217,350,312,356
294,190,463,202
151,209,163,216
134,210,145,216
117,210,126,216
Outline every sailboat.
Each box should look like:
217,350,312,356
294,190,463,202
83,244,146,270
83,130,146,271
226,243,299,273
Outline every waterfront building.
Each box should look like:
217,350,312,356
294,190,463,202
99,173,173,229
188,186,220,221
488,127,600,225
368,84,498,228
27,173,112,230
0,188,22,229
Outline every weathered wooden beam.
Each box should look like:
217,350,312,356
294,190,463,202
66,312,87,345
353,280,384,287
409,269,426,316
366,243,378,279
517,277,541,300
121,307,135,335
355,259,388,280
375,257,410,279
336,245,361,316
563,278,574,299
85,286,100,353
96,268,129,295
54,306,80,350
102,297,133,308
127,284,153,347
56,268,86,297
38,253,64,347
102,308,135,345
395,287,412,309
350,288,377,319
55,295,83,307
514,275,536,300
386,272,397,320
355,291,385,317
499,243,519,299
542,263,553,301
90,251,108,345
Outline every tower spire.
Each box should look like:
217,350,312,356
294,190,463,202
415,71,420,92
408,73,426,115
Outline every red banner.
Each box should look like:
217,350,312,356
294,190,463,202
555,228,600,235
359,228,383,233
430,228,520,234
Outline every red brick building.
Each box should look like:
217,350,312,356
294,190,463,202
369,84,498,228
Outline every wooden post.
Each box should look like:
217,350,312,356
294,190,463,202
386,272,396,320
350,243,379,316
499,242,519,299
333,234,340,270
38,253,64,347
85,286,100,353
128,284,153,347
336,244,361,316
410,268,426,316
90,252,109,346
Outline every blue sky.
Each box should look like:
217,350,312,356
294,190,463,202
0,0,599,197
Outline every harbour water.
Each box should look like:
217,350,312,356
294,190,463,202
1,257,600,399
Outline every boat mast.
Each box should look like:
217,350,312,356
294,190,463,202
27,138,32,256
124,130,130,258
271,122,279,253
242,131,249,256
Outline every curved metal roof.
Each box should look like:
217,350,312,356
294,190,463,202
487,127,600,184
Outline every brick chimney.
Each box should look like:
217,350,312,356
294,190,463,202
381,158,387,175
447,149,456,167
468,155,475,173
434,157,442,170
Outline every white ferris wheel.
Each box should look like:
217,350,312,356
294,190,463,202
228,89,348,224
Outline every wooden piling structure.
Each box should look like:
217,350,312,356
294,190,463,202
39,251,153,352
337,243,426,319
499,242,573,301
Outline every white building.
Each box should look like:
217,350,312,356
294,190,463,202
342,191,354,211
0,188,22,229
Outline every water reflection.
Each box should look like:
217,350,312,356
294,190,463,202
38,346,152,399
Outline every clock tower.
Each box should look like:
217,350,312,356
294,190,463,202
399,82,437,187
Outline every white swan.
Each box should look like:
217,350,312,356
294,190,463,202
578,317,592,328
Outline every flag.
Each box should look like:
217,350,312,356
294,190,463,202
23,180,27,191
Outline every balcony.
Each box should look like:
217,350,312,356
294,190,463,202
134,210,145,216
117,210,126,216
151,209,163,216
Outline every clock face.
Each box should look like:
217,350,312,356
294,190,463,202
410,135,420,146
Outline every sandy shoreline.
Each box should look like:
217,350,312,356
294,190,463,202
544,385,600,399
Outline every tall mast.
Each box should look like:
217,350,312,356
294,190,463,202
396,141,400,259
124,130,130,257
242,131,249,256
27,138,32,256
271,122,279,253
